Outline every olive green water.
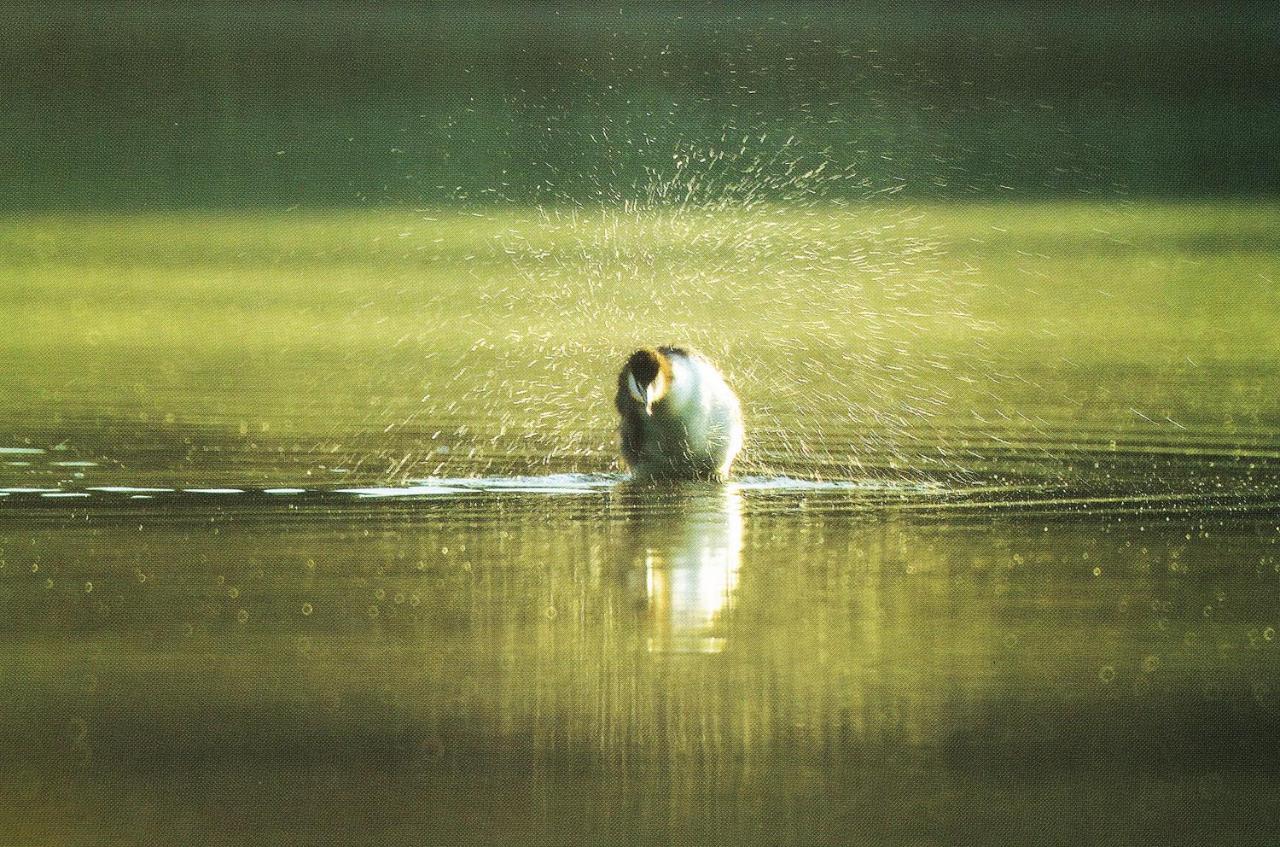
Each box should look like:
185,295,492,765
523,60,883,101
1,485,1278,846
1,204,1279,845
5,3,1280,843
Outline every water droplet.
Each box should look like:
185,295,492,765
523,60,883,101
236,609,249,624
227,586,240,599
1098,665,1116,683
301,602,313,616
83,581,93,593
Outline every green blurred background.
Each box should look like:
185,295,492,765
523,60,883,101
5,1,1279,211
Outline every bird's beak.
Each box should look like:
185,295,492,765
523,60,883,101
644,385,658,416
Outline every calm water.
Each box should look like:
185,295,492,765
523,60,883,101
1,199,1279,842
1,473,1278,845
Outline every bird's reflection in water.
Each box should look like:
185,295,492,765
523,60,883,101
618,483,744,654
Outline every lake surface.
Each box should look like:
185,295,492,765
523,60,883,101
6,2,1279,840
1,479,1278,845
1,202,1278,844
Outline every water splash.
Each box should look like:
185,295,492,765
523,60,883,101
469,136,992,480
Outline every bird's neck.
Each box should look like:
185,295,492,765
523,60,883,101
659,357,700,412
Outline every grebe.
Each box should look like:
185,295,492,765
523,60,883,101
615,346,744,481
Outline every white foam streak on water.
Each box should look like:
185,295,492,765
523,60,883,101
336,485,467,498
344,474,624,497
416,473,625,491
3,474,942,501
0,447,45,455
358,473,941,496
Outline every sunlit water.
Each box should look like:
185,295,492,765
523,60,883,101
1,462,1278,844
2,200,1278,844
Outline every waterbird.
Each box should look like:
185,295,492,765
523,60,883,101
616,346,744,481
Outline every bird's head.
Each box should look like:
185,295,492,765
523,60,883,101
623,347,672,416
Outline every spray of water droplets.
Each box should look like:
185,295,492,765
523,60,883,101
359,135,995,481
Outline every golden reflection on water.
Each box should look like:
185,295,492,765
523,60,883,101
0,490,1279,845
634,486,743,654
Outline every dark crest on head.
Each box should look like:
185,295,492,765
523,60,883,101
627,348,663,386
